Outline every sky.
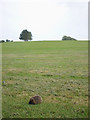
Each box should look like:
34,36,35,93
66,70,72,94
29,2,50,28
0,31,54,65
0,0,88,41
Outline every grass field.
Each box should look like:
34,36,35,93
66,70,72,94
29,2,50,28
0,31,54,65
2,41,88,118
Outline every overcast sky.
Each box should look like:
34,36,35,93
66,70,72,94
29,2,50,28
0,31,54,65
0,0,88,41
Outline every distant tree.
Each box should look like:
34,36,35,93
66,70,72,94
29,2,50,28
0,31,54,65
62,36,77,41
19,29,32,41
0,40,5,43
6,39,10,42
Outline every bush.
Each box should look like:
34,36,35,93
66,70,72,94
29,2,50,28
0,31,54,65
62,36,77,41
6,39,10,42
0,40,5,43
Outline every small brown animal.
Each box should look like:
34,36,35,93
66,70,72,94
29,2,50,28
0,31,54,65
29,95,42,105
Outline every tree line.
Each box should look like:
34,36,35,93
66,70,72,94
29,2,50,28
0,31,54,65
0,29,77,43
0,39,13,43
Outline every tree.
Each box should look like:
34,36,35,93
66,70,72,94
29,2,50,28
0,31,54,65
62,35,77,41
6,39,10,42
0,40,5,43
19,29,32,41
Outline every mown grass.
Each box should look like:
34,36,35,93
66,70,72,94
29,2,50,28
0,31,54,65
2,41,88,118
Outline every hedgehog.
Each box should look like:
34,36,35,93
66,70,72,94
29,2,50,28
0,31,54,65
29,95,42,105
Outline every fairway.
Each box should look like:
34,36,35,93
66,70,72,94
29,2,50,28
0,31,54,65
2,41,88,118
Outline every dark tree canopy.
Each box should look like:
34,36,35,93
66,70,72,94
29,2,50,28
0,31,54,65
19,29,32,41
6,39,10,42
0,40,5,43
62,35,77,41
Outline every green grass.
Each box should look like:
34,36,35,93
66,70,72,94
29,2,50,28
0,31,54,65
0,43,2,119
2,41,88,118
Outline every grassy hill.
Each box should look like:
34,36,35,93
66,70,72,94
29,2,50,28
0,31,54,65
2,41,88,118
